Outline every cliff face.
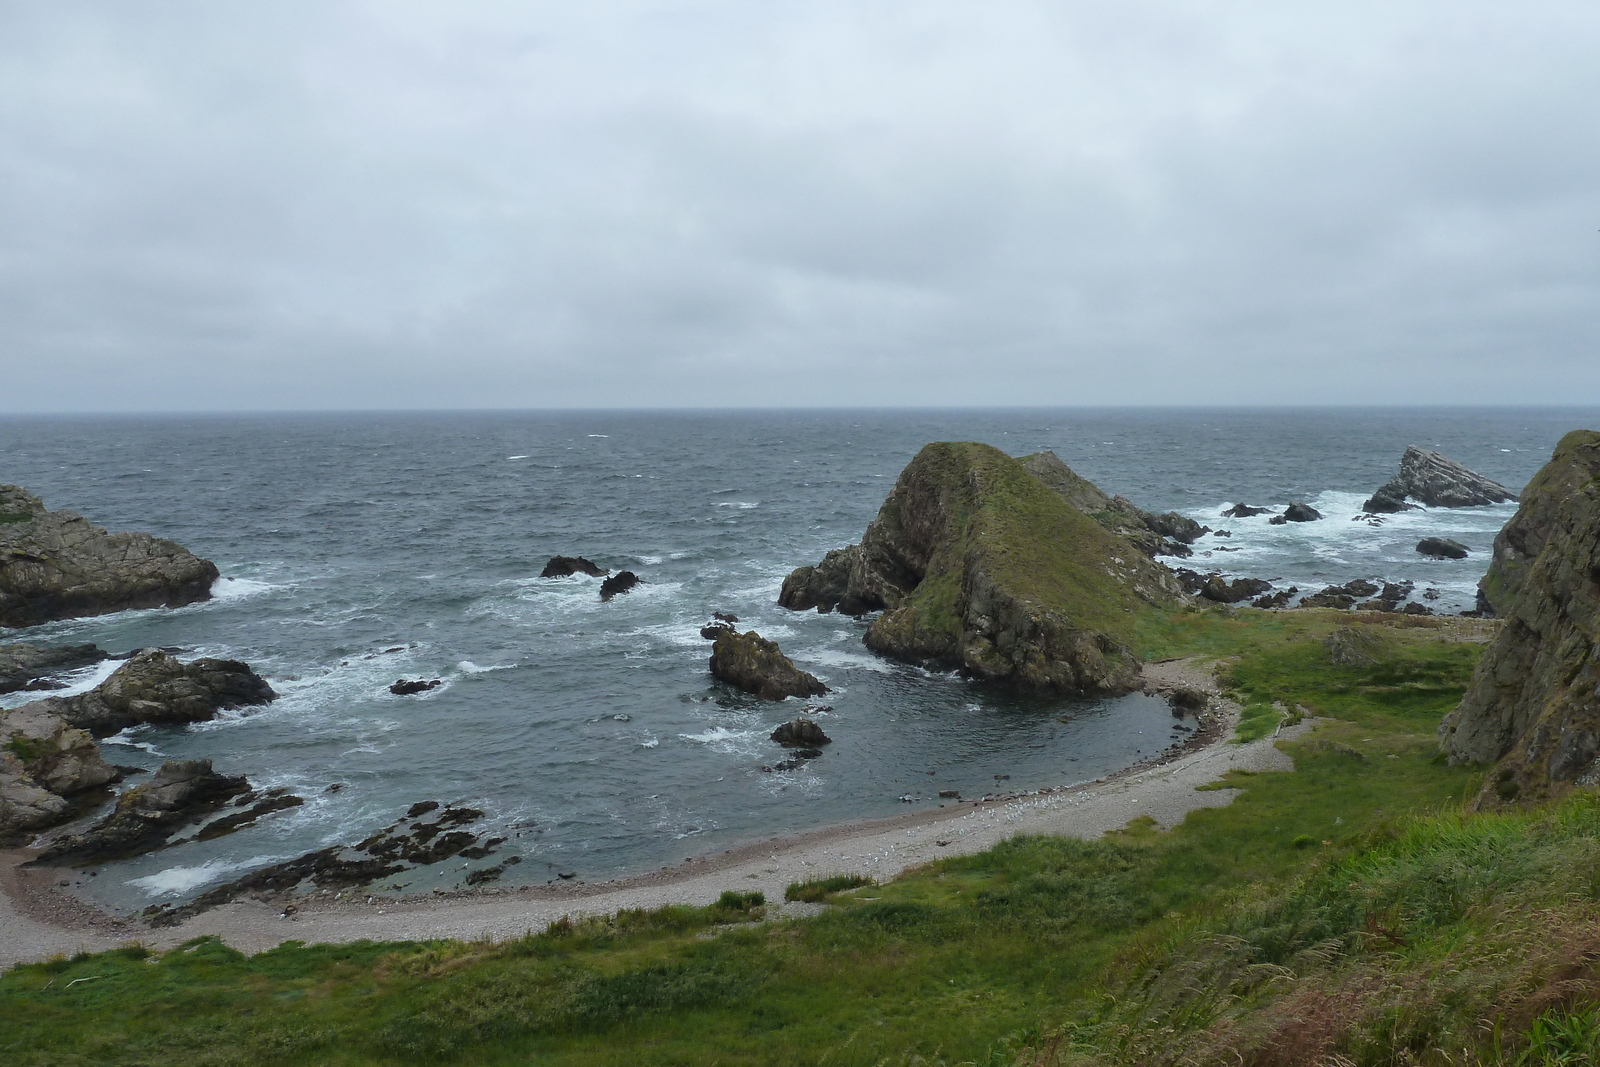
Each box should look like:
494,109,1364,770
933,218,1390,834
779,442,1182,694
1438,430,1600,805
0,485,218,628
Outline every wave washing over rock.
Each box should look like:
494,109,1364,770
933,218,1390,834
0,408,1584,915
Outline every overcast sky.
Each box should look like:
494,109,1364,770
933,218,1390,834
2,2,1597,412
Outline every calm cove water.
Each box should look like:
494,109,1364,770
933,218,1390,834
2,407,1594,913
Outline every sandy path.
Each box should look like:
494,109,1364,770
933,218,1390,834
1,659,1306,970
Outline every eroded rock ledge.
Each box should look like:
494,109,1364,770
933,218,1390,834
0,485,219,628
1438,430,1600,806
779,442,1182,695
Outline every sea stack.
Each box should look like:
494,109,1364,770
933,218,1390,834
1361,446,1516,513
1437,430,1600,806
0,485,219,628
779,442,1182,695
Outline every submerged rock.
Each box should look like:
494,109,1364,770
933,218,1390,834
709,630,828,701
30,648,275,737
1417,537,1470,560
0,485,218,628
540,556,608,578
780,443,1182,695
0,643,107,695
1221,503,1272,518
389,678,441,695
1269,503,1323,524
1438,430,1600,805
1362,445,1516,512
30,759,249,865
599,571,640,600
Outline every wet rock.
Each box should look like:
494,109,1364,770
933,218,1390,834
1252,588,1296,609
31,759,249,865
1142,511,1209,545
1298,590,1356,609
700,621,734,640
142,802,495,926
0,643,107,695
1278,503,1324,523
0,486,219,628
770,718,832,746
194,790,305,842
713,612,739,623
710,630,828,701
34,648,275,737
466,856,522,886
599,571,640,600
1362,445,1517,512
1342,579,1381,598
539,556,608,578
1221,503,1272,518
1417,537,1470,560
389,678,441,696
1359,484,1419,515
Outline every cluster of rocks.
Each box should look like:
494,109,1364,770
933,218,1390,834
540,555,642,601
1,650,279,846
0,485,219,628
1362,445,1517,513
142,800,506,926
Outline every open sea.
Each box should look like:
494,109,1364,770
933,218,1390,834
2,407,1594,914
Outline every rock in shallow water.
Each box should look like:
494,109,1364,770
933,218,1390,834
599,570,640,600
30,759,249,865
0,485,218,628
0,642,107,695
539,555,608,578
710,630,828,701
770,718,831,746
1417,537,1470,560
31,648,276,737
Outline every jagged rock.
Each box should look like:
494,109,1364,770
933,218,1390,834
0,701,121,844
1298,590,1356,609
1402,603,1434,616
780,444,1183,694
1359,484,1419,515
1326,626,1386,666
1438,431,1600,806
714,612,738,623
194,789,304,842
389,678,441,695
142,802,493,925
709,630,827,701
0,643,107,695
30,759,249,865
1341,579,1381,598
700,622,734,640
770,718,831,746
599,571,640,600
1143,511,1209,544
1362,446,1516,512
1417,537,1470,560
1252,588,1296,609
0,486,218,628
1221,503,1272,518
1198,576,1273,604
26,649,275,737
540,556,608,578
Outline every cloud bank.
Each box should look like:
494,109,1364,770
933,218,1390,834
3,1,1598,410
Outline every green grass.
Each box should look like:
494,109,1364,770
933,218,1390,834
785,874,875,903
4,736,50,762
0,611,1504,1066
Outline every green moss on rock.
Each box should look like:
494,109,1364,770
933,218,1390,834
780,442,1182,694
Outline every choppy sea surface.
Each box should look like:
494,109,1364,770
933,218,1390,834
2,407,1594,912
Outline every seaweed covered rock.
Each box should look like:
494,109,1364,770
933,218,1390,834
1438,430,1600,806
780,442,1182,694
709,630,828,701
0,486,219,628
30,759,249,865
34,648,276,737
1362,446,1516,513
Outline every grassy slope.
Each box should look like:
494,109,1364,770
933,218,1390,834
0,610,1518,1067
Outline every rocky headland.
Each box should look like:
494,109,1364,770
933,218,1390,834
0,485,219,628
1361,445,1516,513
1438,430,1600,805
779,442,1183,694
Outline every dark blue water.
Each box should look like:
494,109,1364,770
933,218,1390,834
1,407,1592,912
